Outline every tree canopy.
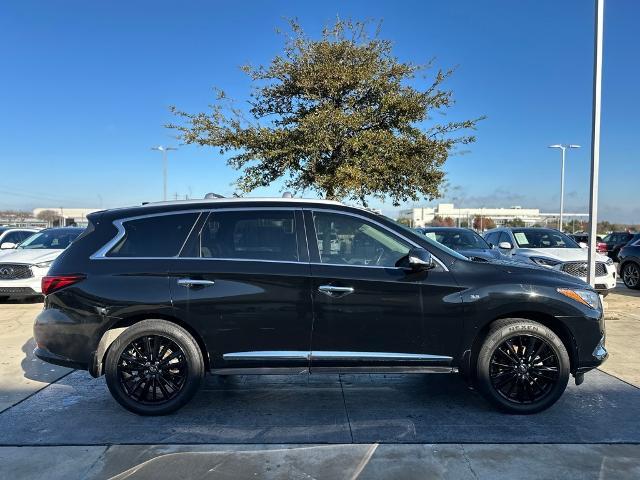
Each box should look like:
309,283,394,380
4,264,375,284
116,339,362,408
169,19,483,205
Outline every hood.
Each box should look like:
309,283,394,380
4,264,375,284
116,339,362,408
457,248,504,262
0,248,63,265
515,247,609,262
486,257,590,288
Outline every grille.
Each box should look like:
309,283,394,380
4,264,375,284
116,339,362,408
0,264,33,280
561,262,606,278
0,287,37,295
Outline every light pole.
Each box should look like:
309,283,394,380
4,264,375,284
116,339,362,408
548,144,581,231
151,146,177,201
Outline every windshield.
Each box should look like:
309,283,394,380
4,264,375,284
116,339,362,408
421,229,490,251
382,216,469,261
511,229,580,249
18,229,81,250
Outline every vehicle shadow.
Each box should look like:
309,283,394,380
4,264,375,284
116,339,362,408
610,287,640,299
20,338,72,384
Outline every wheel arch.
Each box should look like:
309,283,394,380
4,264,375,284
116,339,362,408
462,311,579,380
90,313,211,377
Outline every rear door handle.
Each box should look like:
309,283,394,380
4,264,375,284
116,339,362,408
318,285,354,297
177,279,215,288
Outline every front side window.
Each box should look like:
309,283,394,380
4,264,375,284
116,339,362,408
313,211,410,267
199,210,298,261
108,213,199,257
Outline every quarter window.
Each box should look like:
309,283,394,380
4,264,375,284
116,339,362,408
313,211,410,267
199,210,298,261
107,213,199,257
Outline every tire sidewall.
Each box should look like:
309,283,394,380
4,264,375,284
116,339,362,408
104,320,204,416
477,320,570,414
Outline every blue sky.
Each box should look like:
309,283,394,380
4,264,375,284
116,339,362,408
1,0,638,222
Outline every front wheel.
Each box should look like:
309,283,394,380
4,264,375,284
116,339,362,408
104,319,204,415
476,319,570,414
622,262,640,289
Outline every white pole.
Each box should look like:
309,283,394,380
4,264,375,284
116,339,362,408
559,147,566,231
587,0,604,287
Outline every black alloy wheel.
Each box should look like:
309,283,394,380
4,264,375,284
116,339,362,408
489,334,560,404
476,319,570,414
117,335,188,404
622,262,640,289
105,319,204,415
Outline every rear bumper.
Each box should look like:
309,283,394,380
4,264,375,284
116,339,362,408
34,346,87,370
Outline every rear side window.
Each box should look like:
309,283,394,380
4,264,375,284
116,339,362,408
199,210,298,261
107,213,199,258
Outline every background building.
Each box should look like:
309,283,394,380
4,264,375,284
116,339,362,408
399,203,588,229
33,208,101,227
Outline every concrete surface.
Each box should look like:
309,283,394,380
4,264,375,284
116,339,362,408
0,287,639,479
0,299,71,412
600,285,640,387
1,444,639,480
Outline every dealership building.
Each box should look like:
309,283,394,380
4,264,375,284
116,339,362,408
399,203,587,228
32,207,101,227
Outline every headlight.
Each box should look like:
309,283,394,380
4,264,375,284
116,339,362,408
530,256,562,268
557,288,601,310
605,258,614,266
34,261,53,268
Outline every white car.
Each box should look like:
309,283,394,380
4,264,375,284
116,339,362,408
484,227,616,295
0,227,39,254
0,227,84,301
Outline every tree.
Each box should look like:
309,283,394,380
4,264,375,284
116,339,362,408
503,217,525,228
37,210,59,227
169,19,483,206
473,216,495,231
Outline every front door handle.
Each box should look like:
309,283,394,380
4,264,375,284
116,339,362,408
318,285,354,297
177,278,215,288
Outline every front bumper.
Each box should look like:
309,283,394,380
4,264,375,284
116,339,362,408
0,266,48,296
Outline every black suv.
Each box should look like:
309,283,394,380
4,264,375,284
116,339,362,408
34,198,607,415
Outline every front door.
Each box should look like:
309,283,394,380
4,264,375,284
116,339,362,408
169,208,313,370
306,209,452,371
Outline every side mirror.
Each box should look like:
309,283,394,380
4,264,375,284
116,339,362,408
498,241,512,250
0,242,16,250
579,242,588,249
407,247,435,271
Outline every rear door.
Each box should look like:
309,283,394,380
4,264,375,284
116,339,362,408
169,207,313,370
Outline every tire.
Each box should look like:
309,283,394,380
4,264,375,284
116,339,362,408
476,319,570,414
622,262,640,290
104,319,204,415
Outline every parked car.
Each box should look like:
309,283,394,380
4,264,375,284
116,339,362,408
618,233,640,289
567,232,607,254
0,227,84,301
601,231,635,261
0,227,39,253
33,198,607,416
416,227,504,262
484,227,616,295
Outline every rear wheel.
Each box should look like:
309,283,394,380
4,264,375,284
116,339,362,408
622,262,640,289
104,319,204,415
476,319,570,414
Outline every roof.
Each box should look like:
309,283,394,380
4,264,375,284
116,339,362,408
141,197,344,207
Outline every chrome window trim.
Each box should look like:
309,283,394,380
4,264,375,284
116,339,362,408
90,209,204,260
223,350,452,362
306,207,449,271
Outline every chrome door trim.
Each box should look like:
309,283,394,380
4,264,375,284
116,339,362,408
310,366,457,374
222,351,310,361
306,207,449,271
222,350,452,363
177,278,215,287
310,351,452,362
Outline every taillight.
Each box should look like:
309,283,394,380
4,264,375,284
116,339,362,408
41,275,85,296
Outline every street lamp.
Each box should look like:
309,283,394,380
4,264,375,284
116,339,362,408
548,144,581,231
151,146,177,201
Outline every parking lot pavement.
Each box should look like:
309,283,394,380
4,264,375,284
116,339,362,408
0,300,70,413
0,288,639,479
